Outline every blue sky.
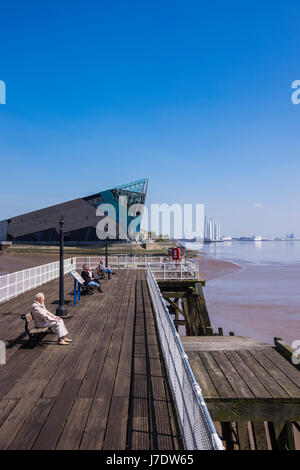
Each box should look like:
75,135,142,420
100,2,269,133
0,1,300,237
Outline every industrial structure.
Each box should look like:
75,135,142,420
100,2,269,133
204,216,221,242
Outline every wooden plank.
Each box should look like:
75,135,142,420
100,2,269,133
0,396,37,449
157,434,175,450
56,397,92,450
263,348,300,388
33,379,81,450
154,400,173,436
224,350,271,399
206,401,300,422
131,397,149,433
212,351,254,399
198,352,236,399
150,358,164,377
104,274,136,449
252,422,268,450
0,399,19,429
131,431,150,450
236,422,250,450
237,350,290,400
250,350,300,399
181,336,271,351
9,398,55,450
186,352,219,399
78,284,128,397
103,397,130,450
151,376,167,401
80,312,131,448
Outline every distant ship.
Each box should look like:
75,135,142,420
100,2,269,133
239,235,263,241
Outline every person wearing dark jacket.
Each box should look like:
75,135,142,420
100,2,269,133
81,265,103,293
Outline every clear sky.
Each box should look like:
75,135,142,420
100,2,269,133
0,1,299,237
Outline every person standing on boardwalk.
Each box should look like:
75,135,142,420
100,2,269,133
30,292,72,346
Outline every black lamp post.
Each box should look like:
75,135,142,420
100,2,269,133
105,237,109,268
56,215,68,317
104,213,109,268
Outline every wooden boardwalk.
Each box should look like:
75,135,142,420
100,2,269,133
0,270,182,450
181,336,300,450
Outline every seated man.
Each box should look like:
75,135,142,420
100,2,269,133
96,259,115,280
30,292,72,346
81,264,103,292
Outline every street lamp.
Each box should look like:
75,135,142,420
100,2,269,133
105,237,109,268
104,212,109,268
56,215,68,317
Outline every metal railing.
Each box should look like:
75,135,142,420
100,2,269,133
74,255,166,270
147,264,224,450
74,255,200,280
0,258,75,304
0,256,199,304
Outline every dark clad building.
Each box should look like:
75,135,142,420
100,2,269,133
0,179,148,244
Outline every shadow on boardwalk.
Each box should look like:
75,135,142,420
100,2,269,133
0,270,183,450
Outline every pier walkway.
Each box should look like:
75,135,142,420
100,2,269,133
182,336,300,449
0,270,182,450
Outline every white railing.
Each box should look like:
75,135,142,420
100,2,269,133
74,255,166,271
0,255,199,304
74,255,200,280
147,264,224,450
0,258,75,304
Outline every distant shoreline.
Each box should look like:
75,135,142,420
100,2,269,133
192,250,242,282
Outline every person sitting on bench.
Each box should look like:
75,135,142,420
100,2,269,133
30,292,72,346
97,259,116,280
81,264,103,292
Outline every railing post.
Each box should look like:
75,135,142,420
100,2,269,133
73,278,77,306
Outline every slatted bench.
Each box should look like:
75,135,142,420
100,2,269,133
21,313,50,345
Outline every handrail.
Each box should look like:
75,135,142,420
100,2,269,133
0,258,75,304
0,255,199,304
146,264,224,450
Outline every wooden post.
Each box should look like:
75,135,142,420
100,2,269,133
206,326,214,336
268,421,295,450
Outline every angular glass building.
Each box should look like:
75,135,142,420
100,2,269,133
0,178,148,244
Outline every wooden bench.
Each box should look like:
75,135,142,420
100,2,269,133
21,313,50,345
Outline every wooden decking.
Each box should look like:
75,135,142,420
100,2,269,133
0,270,182,450
181,336,300,449
182,335,300,422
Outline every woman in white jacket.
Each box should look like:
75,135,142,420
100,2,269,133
30,292,72,345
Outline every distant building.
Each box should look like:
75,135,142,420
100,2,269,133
0,179,148,244
204,217,221,242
